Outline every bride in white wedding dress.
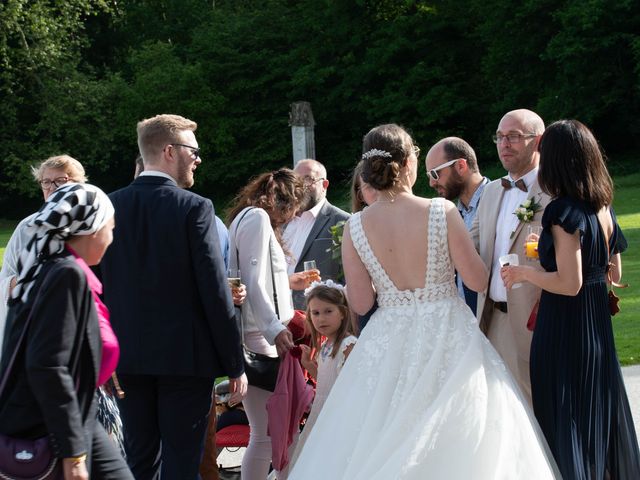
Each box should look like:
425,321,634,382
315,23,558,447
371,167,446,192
289,124,559,479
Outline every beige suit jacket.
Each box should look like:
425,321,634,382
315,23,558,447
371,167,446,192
470,177,551,331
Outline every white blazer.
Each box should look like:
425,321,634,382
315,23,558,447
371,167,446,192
228,207,293,344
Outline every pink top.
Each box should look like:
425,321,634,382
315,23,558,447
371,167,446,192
67,247,120,386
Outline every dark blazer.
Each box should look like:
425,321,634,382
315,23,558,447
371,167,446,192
292,200,350,310
0,255,101,458
100,175,242,379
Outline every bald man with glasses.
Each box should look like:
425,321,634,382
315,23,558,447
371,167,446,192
284,159,350,310
426,137,490,313
470,109,550,405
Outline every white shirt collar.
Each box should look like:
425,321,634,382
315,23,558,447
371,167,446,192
139,170,177,184
508,167,538,191
307,197,326,218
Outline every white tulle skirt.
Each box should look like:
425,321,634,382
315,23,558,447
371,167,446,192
288,296,559,479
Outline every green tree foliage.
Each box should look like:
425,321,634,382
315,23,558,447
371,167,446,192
0,0,114,211
539,0,640,146
1,0,639,215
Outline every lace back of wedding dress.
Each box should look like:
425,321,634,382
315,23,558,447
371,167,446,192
349,198,457,307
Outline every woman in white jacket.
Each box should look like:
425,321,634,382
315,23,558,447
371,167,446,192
226,168,308,479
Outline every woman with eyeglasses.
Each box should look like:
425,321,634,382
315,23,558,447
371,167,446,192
0,155,87,351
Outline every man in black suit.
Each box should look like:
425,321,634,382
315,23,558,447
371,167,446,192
284,159,350,310
100,114,246,479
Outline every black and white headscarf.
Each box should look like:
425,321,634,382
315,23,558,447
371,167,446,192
12,183,115,303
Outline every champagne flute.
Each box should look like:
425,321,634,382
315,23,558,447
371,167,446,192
227,269,241,289
303,260,320,283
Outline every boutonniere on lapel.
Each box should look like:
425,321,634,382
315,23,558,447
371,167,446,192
510,195,542,239
327,220,346,280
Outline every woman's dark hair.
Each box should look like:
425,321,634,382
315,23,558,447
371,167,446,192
538,120,613,210
361,124,414,190
226,168,305,247
350,160,367,213
304,284,355,359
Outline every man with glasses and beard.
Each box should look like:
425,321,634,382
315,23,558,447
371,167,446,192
425,137,490,313
284,159,349,310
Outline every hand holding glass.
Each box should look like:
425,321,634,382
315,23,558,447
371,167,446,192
499,254,521,289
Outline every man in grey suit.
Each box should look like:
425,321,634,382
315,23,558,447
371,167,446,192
470,109,549,404
285,159,350,310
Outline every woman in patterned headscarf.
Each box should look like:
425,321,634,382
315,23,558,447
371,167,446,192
0,183,132,480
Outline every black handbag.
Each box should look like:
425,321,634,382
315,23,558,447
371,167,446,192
234,208,281,392
242,347,280,392
0,299,64,480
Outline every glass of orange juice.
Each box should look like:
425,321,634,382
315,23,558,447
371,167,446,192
525,225,542,260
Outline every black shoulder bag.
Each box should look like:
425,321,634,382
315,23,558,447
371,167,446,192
0,281,67,480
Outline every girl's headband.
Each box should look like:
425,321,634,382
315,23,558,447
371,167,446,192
304,279,346,297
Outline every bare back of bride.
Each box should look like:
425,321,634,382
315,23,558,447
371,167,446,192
289,124,559,479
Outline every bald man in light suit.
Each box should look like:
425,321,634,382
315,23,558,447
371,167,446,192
470,109,550,404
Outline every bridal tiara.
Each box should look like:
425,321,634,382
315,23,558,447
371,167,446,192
362,149,392,160
304,279,346,297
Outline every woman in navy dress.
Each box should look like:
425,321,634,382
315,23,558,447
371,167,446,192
502,119,640,479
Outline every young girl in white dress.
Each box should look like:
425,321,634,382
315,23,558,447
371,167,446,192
288,280,357,471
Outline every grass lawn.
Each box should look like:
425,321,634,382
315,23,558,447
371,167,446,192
0,219,17,263
1,172,638,363
611,173,640,365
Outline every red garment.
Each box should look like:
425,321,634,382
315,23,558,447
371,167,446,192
266,349,315,471
289,310,316,387
288,310,311,345
67,246,120,386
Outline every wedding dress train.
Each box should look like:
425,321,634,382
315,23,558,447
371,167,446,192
289,198,558,479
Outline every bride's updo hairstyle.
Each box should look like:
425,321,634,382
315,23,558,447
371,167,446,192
361,123,413,191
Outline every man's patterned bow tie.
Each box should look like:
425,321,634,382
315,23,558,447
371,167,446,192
501,177,527,193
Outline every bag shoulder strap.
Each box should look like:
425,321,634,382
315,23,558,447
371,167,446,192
233,207,280,343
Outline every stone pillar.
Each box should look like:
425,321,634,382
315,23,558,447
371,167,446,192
289,101,316,167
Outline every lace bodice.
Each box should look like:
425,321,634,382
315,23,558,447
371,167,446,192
349,198,458,307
